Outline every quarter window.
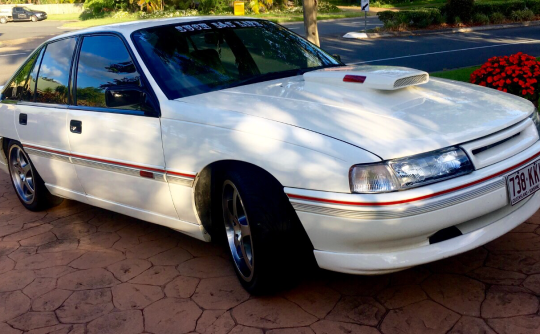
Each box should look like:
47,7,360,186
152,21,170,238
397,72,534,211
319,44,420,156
75,35,142,110
1,49,42,104
34,38,77,104
20,47,45,102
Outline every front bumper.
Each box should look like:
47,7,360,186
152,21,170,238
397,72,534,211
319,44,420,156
314,192,539,274
287,140,540,274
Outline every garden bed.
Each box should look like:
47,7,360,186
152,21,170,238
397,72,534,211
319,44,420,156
432,56,540,83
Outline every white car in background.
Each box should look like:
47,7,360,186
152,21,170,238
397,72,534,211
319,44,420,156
1,17,539,293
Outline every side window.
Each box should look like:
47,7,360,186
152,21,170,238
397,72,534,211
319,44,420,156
20,47,45,102
34,38,77,104
1,49,42,104
76,35,145,111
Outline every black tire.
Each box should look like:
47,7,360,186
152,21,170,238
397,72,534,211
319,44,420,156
0,17,7,24
218,165,314,294
6,141,63,211
31,15,38,22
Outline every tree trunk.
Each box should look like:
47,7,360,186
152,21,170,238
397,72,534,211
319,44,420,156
302,0,320,47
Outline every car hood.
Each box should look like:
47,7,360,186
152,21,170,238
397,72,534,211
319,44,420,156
177,67,535,160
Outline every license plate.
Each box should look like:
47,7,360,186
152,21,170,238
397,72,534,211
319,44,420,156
507,159,540,206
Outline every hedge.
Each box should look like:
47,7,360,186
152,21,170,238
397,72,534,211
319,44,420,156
442,0,540,19
446,0,474,23
378,8,443,28
378,0,540,28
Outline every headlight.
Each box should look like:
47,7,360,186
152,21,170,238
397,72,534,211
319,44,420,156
350,147,474,193
530,111,540,136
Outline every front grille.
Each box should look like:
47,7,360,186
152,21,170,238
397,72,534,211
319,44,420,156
472,133,520,156
394,74,429,88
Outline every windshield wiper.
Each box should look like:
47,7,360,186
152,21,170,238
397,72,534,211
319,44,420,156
226,64,346,90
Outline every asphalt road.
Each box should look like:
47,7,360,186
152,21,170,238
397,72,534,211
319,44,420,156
320,24,540,72
0,20,66,41
3,18,540,84
0,20,69,84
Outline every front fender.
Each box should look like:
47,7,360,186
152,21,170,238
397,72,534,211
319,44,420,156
161,101,381,193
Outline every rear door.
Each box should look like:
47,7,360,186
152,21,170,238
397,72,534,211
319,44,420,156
14,37,86,199
67,34,177,219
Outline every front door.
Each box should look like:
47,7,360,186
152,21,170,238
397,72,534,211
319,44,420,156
67,34,178,219
14,8,26,20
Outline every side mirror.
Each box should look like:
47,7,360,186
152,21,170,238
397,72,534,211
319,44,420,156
332,54,342,62
105,86,145,109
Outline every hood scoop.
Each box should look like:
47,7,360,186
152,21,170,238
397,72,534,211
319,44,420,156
303,65,429,91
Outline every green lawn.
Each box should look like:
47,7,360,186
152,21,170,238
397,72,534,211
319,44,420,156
47,13,81,21
61,11,367,28
431,66,480,82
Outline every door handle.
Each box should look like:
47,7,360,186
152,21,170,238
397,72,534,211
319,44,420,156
70,120,82,134
19,113,27,125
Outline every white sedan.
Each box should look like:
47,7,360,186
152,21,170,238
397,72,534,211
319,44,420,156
1,17,539,293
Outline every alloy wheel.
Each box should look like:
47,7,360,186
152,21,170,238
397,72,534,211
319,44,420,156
9,145,35,204
222,180,254,282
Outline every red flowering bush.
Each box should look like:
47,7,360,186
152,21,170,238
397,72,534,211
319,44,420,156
470,52,540,105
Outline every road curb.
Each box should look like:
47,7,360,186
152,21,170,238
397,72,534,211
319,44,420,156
343,20,540,39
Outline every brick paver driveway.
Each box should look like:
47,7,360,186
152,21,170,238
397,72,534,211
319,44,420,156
1,172,540,334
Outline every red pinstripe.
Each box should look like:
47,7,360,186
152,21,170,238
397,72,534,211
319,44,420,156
23,144,197,179
287,150,540,207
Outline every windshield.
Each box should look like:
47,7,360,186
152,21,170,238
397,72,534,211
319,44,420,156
21,7,31,11
131,19,342,99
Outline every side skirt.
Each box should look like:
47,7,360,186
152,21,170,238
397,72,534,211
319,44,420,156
46,183,211,242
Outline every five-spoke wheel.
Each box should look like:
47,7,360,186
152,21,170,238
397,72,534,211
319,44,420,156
6,141,62,211
9,145,35,204
217,165,314,294
222,180,254,282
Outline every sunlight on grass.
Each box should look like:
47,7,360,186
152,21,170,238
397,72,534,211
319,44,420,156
47,13,81,21
61,11,367,28
431,66,481,82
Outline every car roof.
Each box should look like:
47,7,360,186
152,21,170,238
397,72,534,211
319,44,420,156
47,16,258,43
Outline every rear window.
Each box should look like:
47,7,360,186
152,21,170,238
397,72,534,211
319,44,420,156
131,20,341,99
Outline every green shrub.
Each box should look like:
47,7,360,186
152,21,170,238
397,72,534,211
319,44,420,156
83,0,115,15
490,12,505,24
198,0,230,13
378,8,442,29
525,0,540,14
447,0,474,23
473,1,526,17
523,9,535,20
318,2,341,13
377,10,399,24
473,13,489,25
511,9,535,21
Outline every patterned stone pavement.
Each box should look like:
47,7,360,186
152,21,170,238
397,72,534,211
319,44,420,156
0,172,540,334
